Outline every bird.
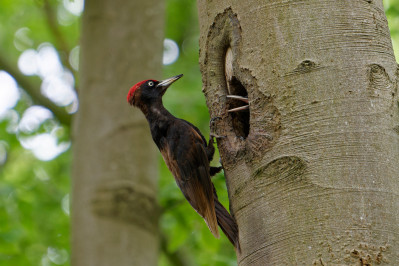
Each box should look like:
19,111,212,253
127,74,240,251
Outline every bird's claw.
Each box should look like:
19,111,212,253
210,117,226,139
210,116,223,123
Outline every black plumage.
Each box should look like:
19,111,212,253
127,74,239,250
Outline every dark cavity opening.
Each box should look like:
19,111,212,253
227,77,250,139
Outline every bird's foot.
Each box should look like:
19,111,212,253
210,166,223,177
209,117,226,139
210,116,222,124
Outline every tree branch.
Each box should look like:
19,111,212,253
42,0,78,79
0,54,71,126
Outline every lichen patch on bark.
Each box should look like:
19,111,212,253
344,243,390,264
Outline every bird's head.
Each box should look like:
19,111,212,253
127,74,183,107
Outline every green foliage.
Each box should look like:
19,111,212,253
0,147,70,266
163,0,209,133
0,106,70,265
385,0,399,57
0,0,398,266
0,0,77,265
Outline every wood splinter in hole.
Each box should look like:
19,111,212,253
224,47,250,138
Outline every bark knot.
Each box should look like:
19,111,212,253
91,180,159,233
285,60,324,76
367,64,394,98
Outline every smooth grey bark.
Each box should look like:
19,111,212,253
71,0,164,265
198,1,399,265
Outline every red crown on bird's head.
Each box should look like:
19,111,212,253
127,79,151,105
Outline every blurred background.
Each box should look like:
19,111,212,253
0,0,398,265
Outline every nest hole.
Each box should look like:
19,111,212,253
228,76,250,139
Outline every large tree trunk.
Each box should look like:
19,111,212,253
71,0,164,265
198,1,399,265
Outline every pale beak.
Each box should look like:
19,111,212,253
227,95,249,112
157,74,183,93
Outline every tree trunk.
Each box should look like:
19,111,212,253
71,0,164,265
198,1,399,265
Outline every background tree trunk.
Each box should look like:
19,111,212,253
71,0,164,265
198,1,399,265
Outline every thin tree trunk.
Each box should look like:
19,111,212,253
71,0,164,265
198,1,399,265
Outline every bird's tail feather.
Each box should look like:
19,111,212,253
214,198,241,252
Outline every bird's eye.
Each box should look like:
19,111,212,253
148,81,154,86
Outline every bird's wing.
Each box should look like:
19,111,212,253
160,125,219,238
179,119,207,144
